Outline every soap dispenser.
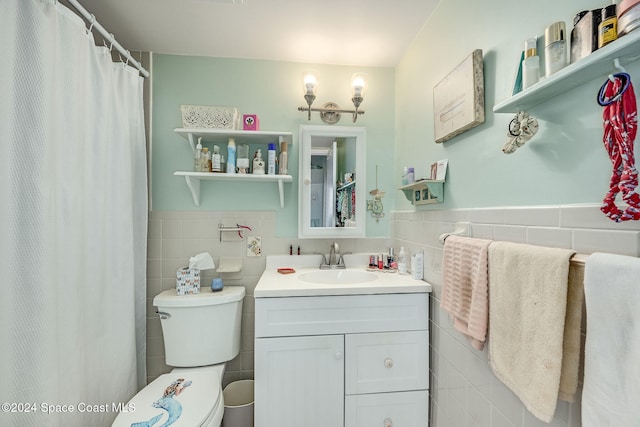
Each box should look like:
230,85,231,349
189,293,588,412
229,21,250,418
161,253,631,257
253,149,265,174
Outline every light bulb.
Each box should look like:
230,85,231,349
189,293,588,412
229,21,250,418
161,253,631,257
303,74,317,96
352,76,365,97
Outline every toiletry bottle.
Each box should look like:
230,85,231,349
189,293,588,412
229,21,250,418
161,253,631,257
201,147,211,172
411,250,424,280
227,138,236,174
220,155,226,173
407,167,415,184
545,22,568,76
278,141,288,175
253,149,265,174
237,143,249,173
212,145,221,172
194,137,203,172
397,247,408,275
267,143,276,175
598,4,617,48
522,37,540,89
402,166,409,186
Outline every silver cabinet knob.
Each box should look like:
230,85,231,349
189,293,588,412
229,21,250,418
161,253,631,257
384,357,394,368
335,351,343,360
384,417,393,427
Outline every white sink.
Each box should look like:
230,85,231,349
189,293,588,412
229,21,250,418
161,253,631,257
298,269,378,285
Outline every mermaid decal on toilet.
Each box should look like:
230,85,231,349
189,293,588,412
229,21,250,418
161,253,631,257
131,378,192,427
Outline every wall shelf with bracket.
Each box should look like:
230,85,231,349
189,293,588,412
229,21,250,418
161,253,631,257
493,30,640,114
398,180,444,205
174,128,293,207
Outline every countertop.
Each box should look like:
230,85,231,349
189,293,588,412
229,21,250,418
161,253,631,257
255,254,432,298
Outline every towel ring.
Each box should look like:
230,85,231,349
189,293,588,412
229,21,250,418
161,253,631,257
597,73,631,106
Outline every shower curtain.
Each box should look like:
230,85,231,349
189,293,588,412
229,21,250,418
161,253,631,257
0,1,148,426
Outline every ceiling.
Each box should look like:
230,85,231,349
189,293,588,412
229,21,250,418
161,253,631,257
74,0,441,67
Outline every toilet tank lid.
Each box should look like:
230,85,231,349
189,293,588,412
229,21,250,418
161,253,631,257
153,286,245,308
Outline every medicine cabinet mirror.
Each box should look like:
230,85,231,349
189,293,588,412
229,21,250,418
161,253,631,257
299,125,366,238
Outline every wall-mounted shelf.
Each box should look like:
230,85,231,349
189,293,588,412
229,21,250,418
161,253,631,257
174,128,293,207
398,180,444,205
493,29,640,114
175,128,293,151
174,171,293,208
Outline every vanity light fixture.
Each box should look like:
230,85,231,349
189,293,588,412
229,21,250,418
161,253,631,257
298,73,366,124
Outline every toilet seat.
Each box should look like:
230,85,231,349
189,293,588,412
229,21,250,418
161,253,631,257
112,370,222,427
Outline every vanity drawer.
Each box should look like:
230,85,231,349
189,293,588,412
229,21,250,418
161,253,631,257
255,293,429,338
345,390,429,427
345,331,429,395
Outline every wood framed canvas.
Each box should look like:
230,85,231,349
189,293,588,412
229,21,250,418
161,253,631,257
433,49,485,143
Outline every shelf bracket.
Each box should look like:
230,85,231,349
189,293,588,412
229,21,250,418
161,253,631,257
183,175,201,207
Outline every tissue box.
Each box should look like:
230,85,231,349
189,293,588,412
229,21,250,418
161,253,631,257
180,105,241,130
176,267,201,295
243,114,260,131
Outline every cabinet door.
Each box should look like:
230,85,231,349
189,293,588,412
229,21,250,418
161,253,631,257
255,335,344,427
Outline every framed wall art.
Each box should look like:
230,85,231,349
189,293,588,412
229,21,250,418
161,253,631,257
433,49,485,143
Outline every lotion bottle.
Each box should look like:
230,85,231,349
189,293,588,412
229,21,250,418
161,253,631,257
522,38,540,89
227,138,236,174
253,149,265,174
194,137,203,172
278,141,288,175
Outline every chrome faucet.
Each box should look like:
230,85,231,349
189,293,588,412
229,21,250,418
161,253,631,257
329,242,339,266
320,242,346,269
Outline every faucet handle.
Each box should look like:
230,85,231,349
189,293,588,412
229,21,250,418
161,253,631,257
313,252,329,266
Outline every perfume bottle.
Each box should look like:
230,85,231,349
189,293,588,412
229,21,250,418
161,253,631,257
545,21,568,76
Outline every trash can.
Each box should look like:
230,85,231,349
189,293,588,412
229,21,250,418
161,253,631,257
222,380,254,427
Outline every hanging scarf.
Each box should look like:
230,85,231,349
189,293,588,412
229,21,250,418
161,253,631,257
598,73,640,222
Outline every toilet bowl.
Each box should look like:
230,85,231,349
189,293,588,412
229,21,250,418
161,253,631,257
112,286,245,427
112,365,225,427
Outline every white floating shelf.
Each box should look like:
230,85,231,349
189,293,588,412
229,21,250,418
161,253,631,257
493,30,640,114
174,171,293,208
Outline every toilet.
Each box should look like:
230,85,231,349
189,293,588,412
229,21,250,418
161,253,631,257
112,286,245,427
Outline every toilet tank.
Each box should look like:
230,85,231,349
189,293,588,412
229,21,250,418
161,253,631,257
153,286,245,367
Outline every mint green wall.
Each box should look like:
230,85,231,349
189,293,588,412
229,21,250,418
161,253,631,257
151,55,394,237
395,0,637,210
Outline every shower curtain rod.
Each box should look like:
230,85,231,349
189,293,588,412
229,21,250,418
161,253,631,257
64,0,150,78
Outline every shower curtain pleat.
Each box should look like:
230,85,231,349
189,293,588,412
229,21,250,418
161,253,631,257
0,1,148,426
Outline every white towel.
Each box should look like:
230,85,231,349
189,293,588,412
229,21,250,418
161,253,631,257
488,241,575,423
582,252,640,427
441,235,491,350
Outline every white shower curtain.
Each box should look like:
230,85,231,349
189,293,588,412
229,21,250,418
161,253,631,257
0,1,148,426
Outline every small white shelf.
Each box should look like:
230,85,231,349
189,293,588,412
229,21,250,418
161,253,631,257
174,172,293,208
174,128,294,207
398,180,445,205
493,30,640,114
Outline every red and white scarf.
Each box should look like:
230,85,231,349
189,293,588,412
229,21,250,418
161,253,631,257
599,74,640,222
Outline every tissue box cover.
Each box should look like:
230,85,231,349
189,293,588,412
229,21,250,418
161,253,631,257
180,105,241,130
176,267,201,295
243,114,260,131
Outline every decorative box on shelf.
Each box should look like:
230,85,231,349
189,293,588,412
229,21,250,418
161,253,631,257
180,104,242,130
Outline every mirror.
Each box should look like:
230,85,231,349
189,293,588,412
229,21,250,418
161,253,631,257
299,125,366,238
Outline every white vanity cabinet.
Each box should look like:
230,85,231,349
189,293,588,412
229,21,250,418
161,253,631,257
254,292,430,427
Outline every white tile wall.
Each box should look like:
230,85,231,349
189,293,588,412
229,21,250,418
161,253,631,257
392,204,640,427
145,205,639,425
